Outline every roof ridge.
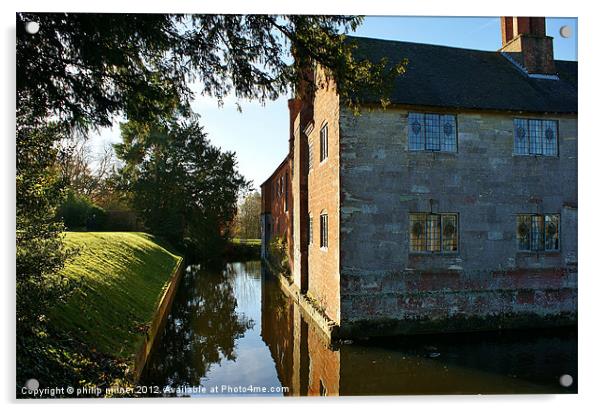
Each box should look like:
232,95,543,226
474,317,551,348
345,34,578,64
344,34,499,55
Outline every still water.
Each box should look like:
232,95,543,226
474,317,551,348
140,261,577,396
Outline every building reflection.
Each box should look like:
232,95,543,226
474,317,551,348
260,264,577,396
261,268,310,395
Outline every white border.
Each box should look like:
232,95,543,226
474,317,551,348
2,1,598,412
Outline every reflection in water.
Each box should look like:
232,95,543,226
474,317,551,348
142,261,577,396
142,263,256,392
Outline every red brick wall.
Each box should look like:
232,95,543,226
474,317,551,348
291,98,309,291
500,17,555,75
260,179,272,214
264,66,342,325
261,156,294,263
306,324,340,396
307,68,341,323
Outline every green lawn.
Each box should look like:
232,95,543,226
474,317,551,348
51,232,183,361
231,238,261,246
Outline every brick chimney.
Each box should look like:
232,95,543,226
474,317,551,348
500,17,556,75
288,98,301,155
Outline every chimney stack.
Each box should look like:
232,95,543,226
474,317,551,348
500,17,556,75
288,98,302,154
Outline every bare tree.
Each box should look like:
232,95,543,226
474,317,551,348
58,134,119,204
232,192,262,239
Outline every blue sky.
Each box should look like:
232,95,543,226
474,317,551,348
90,16,577,191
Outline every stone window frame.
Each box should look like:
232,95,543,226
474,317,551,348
409,212,459,254
516,213,561,252
319,211,328,250
513,118,559,157
320,123,329,162
407,112,458,153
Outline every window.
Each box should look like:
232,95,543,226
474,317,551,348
408,112,457,152
320,123,328,161
308,215,313,245
409,213,458,253
517,214,560,251
513,118,558,156
308,141,314,170
284,173,289,212
320,213,328,248
279,175,284,197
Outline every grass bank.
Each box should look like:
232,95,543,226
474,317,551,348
224,238,261,261
51,232,183,363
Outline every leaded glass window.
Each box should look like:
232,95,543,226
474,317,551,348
426,214,441,252
409,213,458,253
408,112,425,151
425,114,441,151
440,114,457,152
442,214,458,252
528,119,544,155
516,214,560,251
545,214,560,251
542,120,558,156
513,118,558,156
517,214,531,251
531,214,545,251
514,118,529,155
409,213,427,251
408,112,457,152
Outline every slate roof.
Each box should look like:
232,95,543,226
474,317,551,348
347,36,577,114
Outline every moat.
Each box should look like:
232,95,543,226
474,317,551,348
140,261,577,396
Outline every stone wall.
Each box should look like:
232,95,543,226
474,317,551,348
338,106,577,335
